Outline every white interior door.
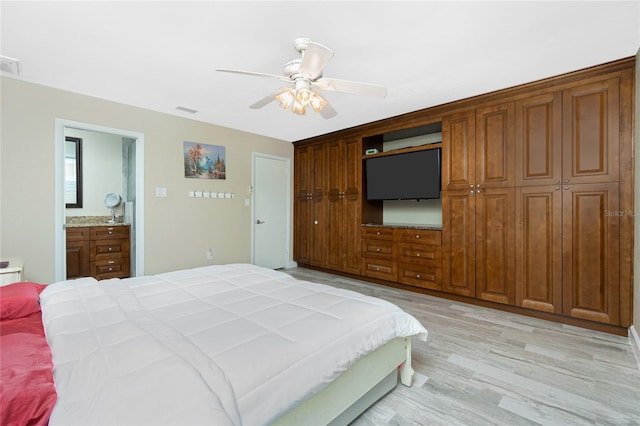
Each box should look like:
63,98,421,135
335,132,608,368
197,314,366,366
253,153,290,269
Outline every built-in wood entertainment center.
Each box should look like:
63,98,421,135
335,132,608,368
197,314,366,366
293,57,634,335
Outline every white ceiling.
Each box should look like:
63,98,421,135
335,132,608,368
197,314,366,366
1,1,638,143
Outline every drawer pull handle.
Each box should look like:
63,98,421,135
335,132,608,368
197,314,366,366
108,261,115,264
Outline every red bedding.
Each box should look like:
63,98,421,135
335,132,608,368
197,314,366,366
0,282,56,426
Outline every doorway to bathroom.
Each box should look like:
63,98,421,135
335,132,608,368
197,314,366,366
54,119,144,282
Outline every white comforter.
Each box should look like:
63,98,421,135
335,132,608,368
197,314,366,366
40,264,427,425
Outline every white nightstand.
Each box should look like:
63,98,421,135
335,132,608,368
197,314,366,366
0,257,24,286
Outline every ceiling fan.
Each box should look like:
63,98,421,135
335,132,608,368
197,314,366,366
216,38,387,119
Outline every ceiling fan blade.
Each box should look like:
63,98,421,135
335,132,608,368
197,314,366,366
216,68,290,82
320,102,337,119
314,77,387,98
249,87,289,109
299,42,334,80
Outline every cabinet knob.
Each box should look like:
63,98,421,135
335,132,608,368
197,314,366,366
564,179,569,183
376,248,380,252
108,267,113,271
564,186,569,190
415,235,420,239
376,267,380,271
108,247,112,251
416,274,421,278
555,179,560,184
555,186,560,190
314,220,319,225
416,253,420,257
471,190,475,196
376,231,381,235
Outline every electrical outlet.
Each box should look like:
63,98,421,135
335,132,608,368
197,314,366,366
206,248,213,260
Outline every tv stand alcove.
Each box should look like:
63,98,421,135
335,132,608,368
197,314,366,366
292,57,634,336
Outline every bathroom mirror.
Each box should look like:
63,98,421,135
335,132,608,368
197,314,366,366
64,136,83,208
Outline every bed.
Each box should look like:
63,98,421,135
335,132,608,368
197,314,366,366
1,263,427,425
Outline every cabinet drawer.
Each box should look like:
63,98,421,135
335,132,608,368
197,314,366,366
398,243,441,266
90,226,129,240
90,239,130,260
398,263,442,290
91,258,130,280
362,239,396,259
361,227,395,241
66,227,90,242
399,229,441,245
362,258,397,281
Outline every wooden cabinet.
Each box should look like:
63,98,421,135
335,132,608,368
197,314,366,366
293,58,633,332
513,73,626,324
294,138,361,274
66,225,130,280
294,144,325,266
397,229,442,290
66,227,90,279
361,226,397,281
442,102,516,304
361,226,442,289
562,183,620,324
325,137,362,274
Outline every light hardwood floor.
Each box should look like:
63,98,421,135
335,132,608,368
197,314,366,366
282,267,640,426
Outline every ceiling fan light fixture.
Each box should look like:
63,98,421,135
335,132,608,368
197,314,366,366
275,88,295,110
295,87,312,105
309,92,328,112
291,101,307,115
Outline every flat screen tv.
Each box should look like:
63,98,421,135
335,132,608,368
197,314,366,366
365,148,441,201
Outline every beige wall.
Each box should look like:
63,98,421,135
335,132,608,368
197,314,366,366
0,77,293,283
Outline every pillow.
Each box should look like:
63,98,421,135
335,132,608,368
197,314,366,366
0,282,46,320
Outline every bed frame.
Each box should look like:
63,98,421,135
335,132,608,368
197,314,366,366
273,337,415,426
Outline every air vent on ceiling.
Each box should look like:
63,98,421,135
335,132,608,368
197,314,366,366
176,106,198,114
0,55,21,75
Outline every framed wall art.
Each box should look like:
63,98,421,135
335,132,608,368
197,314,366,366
183,141,226,179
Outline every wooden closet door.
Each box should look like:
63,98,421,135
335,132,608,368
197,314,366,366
309,144,326,267
442,189,475,297
293,145,311,264
475,102,515,188
324,140,344,271
475,187,515,305
562,183,620,325
562,78,620,184
515,186,562,313
342,137,362,275
442,111,475,190
515,92,562,187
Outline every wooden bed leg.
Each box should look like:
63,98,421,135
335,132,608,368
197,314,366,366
399,338,414,387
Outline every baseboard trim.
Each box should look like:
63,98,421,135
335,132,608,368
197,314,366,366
630,325,640,371
285,260,298,269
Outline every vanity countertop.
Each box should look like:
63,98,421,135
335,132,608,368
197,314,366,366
66,216,129,228
362,223,442,231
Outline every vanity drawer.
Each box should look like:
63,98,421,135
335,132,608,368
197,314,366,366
90,239,130,260
362,258,397,281
398,263,442,290
398,243,441,266
398,229,441,245
91,258,130,280
362,239,396,259
90,226,129,240
66,227,90,242
361,227,395,241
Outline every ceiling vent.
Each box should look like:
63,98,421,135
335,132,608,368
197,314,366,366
176,106,198,114
0,55,21,75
